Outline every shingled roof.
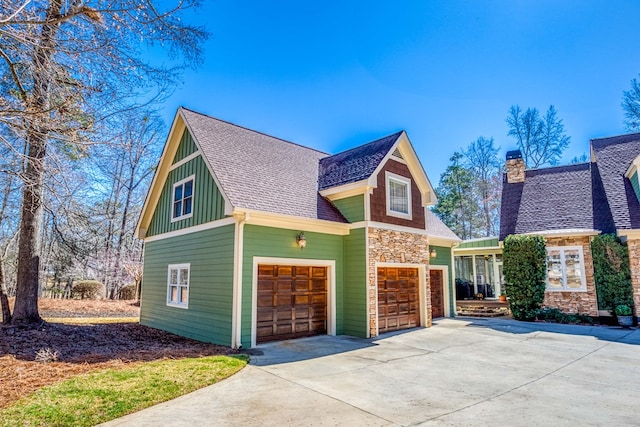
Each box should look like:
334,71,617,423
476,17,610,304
591,133,640,230
499,132,640,240
181,108,346,222
318,132,402,190
426,209,461,242
181,109,420,223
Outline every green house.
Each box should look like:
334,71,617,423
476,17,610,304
136,108,460,348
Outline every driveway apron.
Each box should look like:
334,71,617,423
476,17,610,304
100,318,640,426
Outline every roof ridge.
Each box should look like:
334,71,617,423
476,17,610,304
324,130,404,159
522,162,590,174
591,131,640,142
179,106,330,156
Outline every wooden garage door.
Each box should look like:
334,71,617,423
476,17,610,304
256,265,327,343
430,269,444,319
377,267,420,334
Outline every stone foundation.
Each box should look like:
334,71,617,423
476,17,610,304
543,236,598,317
367,227,431,337
627,239,640,317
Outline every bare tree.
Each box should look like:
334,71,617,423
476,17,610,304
0,1,207,324
506,105,570,168
622,74,640,131
464,137,502,237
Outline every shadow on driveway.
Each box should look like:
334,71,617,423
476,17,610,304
244,334,376,366
454,316,640,345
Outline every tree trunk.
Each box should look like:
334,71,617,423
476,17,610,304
0,260,11,324
12,0,63,325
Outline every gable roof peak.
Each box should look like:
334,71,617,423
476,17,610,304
179,107,329,156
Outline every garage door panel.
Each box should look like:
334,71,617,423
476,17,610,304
256,264,328,343
294,281,310,292
378,267,420,334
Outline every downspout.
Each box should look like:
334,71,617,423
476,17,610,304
231,212,249,349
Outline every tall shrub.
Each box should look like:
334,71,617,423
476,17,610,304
591,234,633,311
503,234,547,320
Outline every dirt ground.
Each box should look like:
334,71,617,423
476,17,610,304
0,298,238,409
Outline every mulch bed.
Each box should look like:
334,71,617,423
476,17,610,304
0,299,239,409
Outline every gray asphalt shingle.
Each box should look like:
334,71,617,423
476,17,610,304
499,132,640,240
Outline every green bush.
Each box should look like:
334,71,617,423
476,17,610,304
536,307,595,325
591,234,634,312
503,234,547,321
615,304,632,316
72,280,105,300
118,284,136,300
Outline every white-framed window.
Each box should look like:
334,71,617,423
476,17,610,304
386,171,412,220
171,175,194,221
167,263,190,308
546,246,587,291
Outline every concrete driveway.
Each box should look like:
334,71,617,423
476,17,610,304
102,318,640,426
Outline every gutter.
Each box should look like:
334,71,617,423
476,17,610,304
231,212,249,349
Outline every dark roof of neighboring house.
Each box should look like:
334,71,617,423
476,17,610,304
318,132,403,190
500,164,594,240
591,133,640,230
181,108,347,222
499,132,640,240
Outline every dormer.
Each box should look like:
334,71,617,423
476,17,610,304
625,154,640,203
319,131,436,229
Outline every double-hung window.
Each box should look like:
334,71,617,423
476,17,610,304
546,246,587,291
386,172,412,219
172,175,194,221
167,264,190,308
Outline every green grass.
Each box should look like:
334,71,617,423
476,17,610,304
0,355,248,427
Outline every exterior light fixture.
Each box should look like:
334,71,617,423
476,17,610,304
429,247,437,258
296,232,307,249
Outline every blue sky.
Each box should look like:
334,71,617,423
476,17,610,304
159,0,640,182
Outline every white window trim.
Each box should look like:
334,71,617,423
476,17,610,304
167,263,190,308
171,175,195,222
385,171,412,220
546,246,587,292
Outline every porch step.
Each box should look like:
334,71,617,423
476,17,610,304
456,301,510,318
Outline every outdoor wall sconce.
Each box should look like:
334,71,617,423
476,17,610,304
429,247,437,258
296,232,307,249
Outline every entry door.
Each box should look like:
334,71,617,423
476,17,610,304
429,269,445,318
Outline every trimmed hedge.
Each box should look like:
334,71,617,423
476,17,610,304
503,234,547,321
72,280,105,300
591,234,633,312
118,284,136,300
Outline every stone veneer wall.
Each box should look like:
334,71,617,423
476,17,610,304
367,227,431,337
627,239,640,317
543,236,598,316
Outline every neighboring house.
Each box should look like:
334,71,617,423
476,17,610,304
135,107,461,348
500,133,640,318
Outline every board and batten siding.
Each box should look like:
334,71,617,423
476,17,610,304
343,227,367,336
172,129,198,164
147,155,226,236
333,195,365,223
240,225,346,348
429,245,454,316
140,224,235,346
631,170,640,203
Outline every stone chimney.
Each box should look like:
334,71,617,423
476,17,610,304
506,150,525,183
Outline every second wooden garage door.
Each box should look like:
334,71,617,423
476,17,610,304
256,265,327,343
377,267,420,334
